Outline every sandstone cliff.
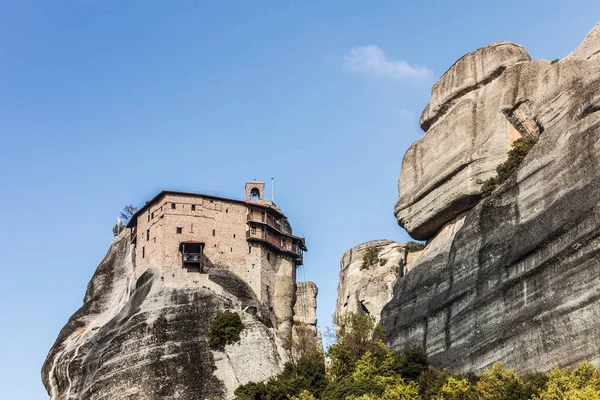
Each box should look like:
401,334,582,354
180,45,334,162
292,281,322,359
336,240,407,321
383,22,600,374
42,230,318,399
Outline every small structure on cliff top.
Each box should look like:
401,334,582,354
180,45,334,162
126,181,307,305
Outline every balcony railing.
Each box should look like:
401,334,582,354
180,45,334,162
247,213,281,231
246,230,302,256
182,252,202,263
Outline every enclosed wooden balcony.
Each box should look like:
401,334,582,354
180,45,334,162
246,229,303,263
180,242,204,272
247,212,280,231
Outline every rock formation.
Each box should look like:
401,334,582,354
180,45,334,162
336,240,407,321
42,230,318,399
292,282,322,359
394,41,532,240
383,22,600,374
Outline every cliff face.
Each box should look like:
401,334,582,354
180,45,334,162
382,22,600,374
336,240,407,321
292,282,322,359
42,230,317,399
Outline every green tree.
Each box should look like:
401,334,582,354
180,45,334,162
291,390,317,400
328,313,387,381
535,362,600,400
437,377,478,400
419,366,452,399
392,346,430,381
521,371,548,398
477,363,526,400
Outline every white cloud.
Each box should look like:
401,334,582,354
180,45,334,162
343,45,431,82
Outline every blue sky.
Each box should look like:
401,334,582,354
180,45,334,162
1,1,599,398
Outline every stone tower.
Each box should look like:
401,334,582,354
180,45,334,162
245,181,265,202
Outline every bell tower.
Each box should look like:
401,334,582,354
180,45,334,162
245,181,265,202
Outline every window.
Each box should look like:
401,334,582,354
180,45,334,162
226,208,228,213
151,212,154,219
171,203,176,209
212,229,216,236
147,214,150,222
191,204,196,211
251,226,256,234
233,234,236,238
249,246,252,254
146,229,150,241
176,227,182,234
142,246,145,258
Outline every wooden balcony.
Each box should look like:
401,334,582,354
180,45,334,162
246,230,303,263
180,242,204,272
247,213,280,231
182,252,202,263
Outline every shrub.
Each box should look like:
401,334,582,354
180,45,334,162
481,136,538,198
208,311,244,350
362,247,380,269
481,175,500,198
406,241,425,253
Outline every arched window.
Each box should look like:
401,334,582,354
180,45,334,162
250,187,260,201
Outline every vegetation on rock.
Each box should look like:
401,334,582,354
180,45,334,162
361,247,380,269
234,313,600,399
406,241,426,253
481,137,538,198
208,311,244,350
